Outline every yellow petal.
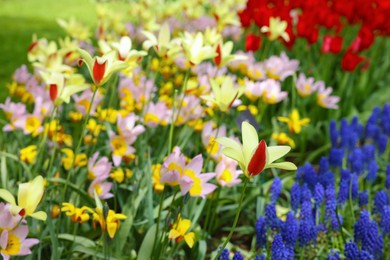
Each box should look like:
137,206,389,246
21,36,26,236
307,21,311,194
265,162,297,171
0,189,16,205
18,175,44,215
242,121,259,164
266,146,291,165
107,222,117,239
184,232,195,248
29,211,47,221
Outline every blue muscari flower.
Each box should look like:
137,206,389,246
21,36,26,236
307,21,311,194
298,200,316,246
373,190,389,215
270,177,282,204
325,185,339,230
362,144,376,164
365,107,381,140
358,191,369,207
329,120,338,147
380,206,390,236
218,248,230,260
377,134,387,154
351,116,363,139
340,119,350,149
255,255,266,260
366,160,378,183
256,216,267,249
318,171,335,193
338,170,351,205
271,234,290,260
351,174,359,199
298,163,317,190
337,179,349,205
381,104,390,135
329,148,344,168
386,164,390,189
348,148,365,175
354,210,383,258
300,184,312,204
290,182,301,211
344,241,360,259
232,251,243,260
327,250,340,260
314,183,325,208
265,204,282,231
282,212,299,247
359,250,374,260
318,157,329,175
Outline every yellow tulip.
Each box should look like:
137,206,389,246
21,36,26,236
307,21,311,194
0,176,47,221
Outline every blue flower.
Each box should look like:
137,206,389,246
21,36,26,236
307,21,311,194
351,174,359,199
362,144,376,164
327,250,340,260
358,191,369,208
377,134,387,154
381,104,390,135
300,184,312,204
337,179,349,205
348,148,364,175
386,164,390,190
354,210,383,258
340,119,350,149
255,255,266,260
373,190,389,215
298,163,317,190
380,206,390,236
344,241,359,259
270,177,282,204
298,200,316,246
318,171,335,190
282,212,299,247
314,183,325,208
318,157,329,175
232,251,243,260
359,250,374,260
271,234,290,260
256,216,267,249
366,160,378,183
218,248,230,260
325,185,339,230
290,182,301,211
265,204,282,231
329,148,344,168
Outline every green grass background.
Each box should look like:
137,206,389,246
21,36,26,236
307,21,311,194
0,0,99,102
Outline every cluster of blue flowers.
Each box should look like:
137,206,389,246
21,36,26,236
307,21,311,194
253,105,390,259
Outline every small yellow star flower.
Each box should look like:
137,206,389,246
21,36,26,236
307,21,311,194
20,145,38,164
168,215,195,248
277,109,310,134
61,148,88,170
260,17,290,42
61,203,94,223
93,208,127,239
272,132,296,149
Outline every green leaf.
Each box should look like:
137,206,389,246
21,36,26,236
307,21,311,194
196,240,207,260
57,233,95,248
138,224,157,260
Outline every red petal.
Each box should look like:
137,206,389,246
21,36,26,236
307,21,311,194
28,41,38,52
19,208,26,217
214,44,222,66
247,139,267,176
78,59,83,67
93,58,107,84
50,84,58,102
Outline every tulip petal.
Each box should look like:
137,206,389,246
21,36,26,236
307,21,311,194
247,140,267,176
29,211,47,221
242,121,259,164
0,189,16,205
266,146,291,164
221,147,244,166
265,162,297,171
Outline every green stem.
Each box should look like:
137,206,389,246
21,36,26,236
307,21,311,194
213,177,249,260
151,188,166,258
63,87,98,199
